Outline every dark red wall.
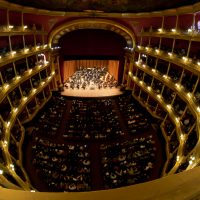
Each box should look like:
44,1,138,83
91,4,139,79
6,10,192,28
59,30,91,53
58,29,127,59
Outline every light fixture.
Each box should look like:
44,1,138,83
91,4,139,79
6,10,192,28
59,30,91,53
24,48,29,53
0,169,3,175
6,121,10,127
11,51,16,56
4,83,9,90
187,93,192,98
23,97,27,101
163,75,168,79
175,83,181,89
175,117,180,123
8,25,14,29
158,28,163,32
155,49,160,53
16,75,21,80
23,25,28,29
147,86,151,91
176,156,180,161
13,108,18,113
180,134,185,141
182,56,188,62
167,104,171,109
168,52,173,57
171,29,176,32
157,94,161,99
32,88,37,93
3,141,8,147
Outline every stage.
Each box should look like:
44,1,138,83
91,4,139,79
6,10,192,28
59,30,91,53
61,86,123,98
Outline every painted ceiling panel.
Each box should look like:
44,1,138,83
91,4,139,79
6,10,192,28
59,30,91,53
5,0,200,13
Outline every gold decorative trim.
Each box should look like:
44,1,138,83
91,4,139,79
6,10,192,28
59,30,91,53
48,18,135,48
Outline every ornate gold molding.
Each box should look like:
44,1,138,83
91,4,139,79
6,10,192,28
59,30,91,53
48,18,136,48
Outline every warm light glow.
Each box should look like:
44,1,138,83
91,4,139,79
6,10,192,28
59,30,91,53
133,76,136,80
29,69,33,73
171,29,176,32
175,117,180,123
137,45,141,49
24,48,29,53
4,83,9,90
23,25,28,29
145,47,149,50
139,81,143,85
41,81,45,85
32,88,37,93
142,64,146,68
158,28,163,32
180,134,185,141
190,156,195,161
23,97,27,101
147,86,151,91
13,108,18,113
0,169,3,175
3,141,7,147
168,52,173,57
43,44,48,48
8,25,14,29
151,69,156,73
16,76,21,80
0,56,1,59
9,164,15,170
189,160,193,165
163,75,168,79
155,49,160,53
6,121,10,127
52,71,55,75
167,104,171,109
30,190,36,192
128,71,132,76
188,28,192,33
187,93,192,98
197,107,200,112
157,94,161,99
182,56,188,62
197,61,200,66
11,51,16,56
176,156,180,161
175,83,181,89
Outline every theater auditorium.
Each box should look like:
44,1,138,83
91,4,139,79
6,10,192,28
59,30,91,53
0,0,200,199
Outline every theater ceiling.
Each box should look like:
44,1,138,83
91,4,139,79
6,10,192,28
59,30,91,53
5,0,200,13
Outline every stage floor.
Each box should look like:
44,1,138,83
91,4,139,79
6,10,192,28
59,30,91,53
61,86,123,97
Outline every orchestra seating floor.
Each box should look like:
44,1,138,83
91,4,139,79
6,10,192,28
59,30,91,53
22,92,166,192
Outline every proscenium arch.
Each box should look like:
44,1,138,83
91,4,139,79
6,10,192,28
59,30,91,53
48,19,136,49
